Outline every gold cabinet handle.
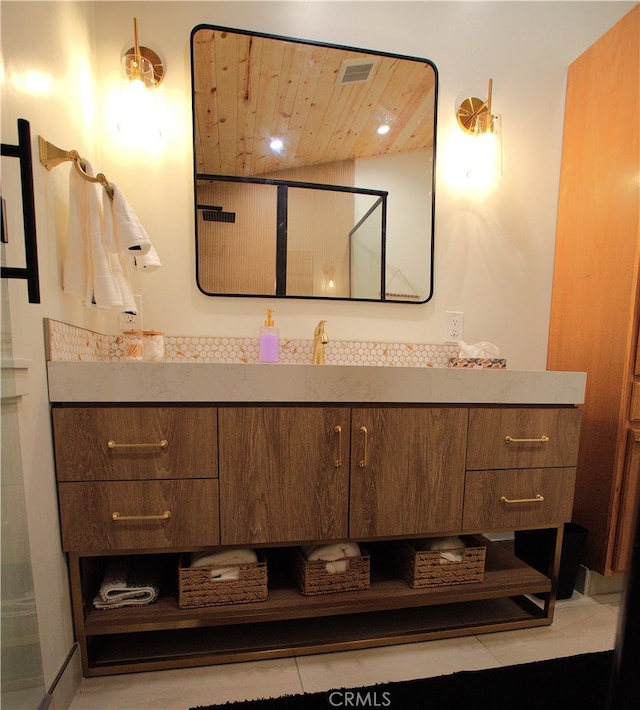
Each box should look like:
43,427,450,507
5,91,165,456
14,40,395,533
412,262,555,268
359,425,368,468
334,425,342,468
107,439,169,450
504,435,549,444
500,494,544,504
112,510,171,521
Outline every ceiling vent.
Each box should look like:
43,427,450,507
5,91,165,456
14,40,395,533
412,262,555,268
337,58,378,85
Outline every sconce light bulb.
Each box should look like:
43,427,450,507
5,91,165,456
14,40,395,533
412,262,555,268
467,112,503,184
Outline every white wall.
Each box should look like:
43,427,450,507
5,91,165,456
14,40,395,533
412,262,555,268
2,0,636,685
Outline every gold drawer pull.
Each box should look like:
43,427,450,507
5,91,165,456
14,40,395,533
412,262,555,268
500,494,544,504
107,439,169,450
112,510,171,521
334,425,342,468
504,435,549,444
359,425,369,468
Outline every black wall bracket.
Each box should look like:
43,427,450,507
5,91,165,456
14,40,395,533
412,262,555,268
1,118,40,304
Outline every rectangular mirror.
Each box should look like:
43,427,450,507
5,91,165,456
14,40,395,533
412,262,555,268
191,25,437,303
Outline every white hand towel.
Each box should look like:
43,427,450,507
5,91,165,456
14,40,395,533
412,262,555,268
131,245,162,272
64,160,123,310
63,166,89,298
101,188,137,313
110,182,152,254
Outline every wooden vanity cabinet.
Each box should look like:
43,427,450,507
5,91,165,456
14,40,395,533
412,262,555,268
51,402,581,677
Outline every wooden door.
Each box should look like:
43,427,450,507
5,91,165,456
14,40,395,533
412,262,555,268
349,407,467,538
218,407,350,545
546,5,639,574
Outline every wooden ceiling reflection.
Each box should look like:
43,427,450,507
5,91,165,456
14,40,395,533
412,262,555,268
193,28,436,177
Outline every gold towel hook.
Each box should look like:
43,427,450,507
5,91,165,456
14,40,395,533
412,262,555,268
38,136,114,199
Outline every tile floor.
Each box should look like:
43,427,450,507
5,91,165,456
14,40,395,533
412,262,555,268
69,590,622,710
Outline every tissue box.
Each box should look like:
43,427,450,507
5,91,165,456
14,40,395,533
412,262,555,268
448,358,507,369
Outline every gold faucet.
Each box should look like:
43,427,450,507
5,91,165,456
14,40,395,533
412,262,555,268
312,320,329,364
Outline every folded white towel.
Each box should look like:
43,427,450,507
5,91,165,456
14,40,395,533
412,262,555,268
63,166,89,299
189,548,258,568
101,188,137,313
63,165,159,312
64,161,138,311
303,543,361,574
93,558,159,610
111,182,153,254
64,160,120,309
417,536,466,563
131,245,162,272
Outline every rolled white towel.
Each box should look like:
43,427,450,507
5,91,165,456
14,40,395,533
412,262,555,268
302,542,361,573
208,567,241,580
417,536,466,563
189,548,258,568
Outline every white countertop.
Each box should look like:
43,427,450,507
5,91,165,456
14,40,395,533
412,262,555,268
47,362,586,405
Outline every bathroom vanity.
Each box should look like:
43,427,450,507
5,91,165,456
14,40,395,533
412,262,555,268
47,362,586,676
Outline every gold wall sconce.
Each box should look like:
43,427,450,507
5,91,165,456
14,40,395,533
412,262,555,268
122,17,164,89
118,18,164,140
456,79,503,182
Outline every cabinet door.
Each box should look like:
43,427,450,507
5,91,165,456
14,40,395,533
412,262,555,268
219,407,350,545
349,407,467,538
53,407,217,481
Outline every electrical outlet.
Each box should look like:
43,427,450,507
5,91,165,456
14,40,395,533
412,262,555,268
119,295,143,331
445,311,464,341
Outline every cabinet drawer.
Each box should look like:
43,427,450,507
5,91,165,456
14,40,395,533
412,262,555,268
466,407,581,470
58,479,219,551
53,407,217,481
462,468,576,529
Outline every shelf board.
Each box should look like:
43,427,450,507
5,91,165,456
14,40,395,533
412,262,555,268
85,595,550,675
83,542,551,635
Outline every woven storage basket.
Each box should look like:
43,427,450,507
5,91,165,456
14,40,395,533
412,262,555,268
293,547,370,596
178,551,267,608
398,537,486,589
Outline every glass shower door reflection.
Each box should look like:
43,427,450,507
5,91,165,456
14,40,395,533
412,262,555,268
1,247,47,709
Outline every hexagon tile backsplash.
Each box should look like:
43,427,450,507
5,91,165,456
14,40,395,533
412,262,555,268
44,319,459,367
